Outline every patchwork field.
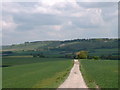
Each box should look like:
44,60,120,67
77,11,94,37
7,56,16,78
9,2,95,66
80,60,118,88
2,57,72,88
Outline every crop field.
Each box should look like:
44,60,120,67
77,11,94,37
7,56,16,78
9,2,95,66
2,50,66,58
89,48,118,56
2,56,67,66
2,57,73,88
80,60,118,88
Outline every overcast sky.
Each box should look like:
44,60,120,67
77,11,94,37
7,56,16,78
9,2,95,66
2,0,118,45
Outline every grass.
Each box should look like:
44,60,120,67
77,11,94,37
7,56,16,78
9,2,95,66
2,50,66,58
80,59,118,88
2,41,55,51
2,57,68,66
89,48,118,56
2,57,73,88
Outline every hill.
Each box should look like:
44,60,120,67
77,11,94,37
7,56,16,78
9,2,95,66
2,38,119,59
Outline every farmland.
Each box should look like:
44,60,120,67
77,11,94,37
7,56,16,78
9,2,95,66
1,38,119,88
2,57,72,88
80,60,118,88
2,39,119,60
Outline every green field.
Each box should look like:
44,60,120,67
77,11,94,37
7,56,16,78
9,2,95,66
2,57,73,88
89,48,118,56
2,56,66,66
80,60,118,88
2,39,118,58
2,38,119,89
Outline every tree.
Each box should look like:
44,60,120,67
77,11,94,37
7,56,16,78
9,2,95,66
33,54,37,57
93,56,99,60
32,53,45,58
76,51,88,59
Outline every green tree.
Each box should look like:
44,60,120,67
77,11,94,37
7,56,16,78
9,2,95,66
93,56,99,60
76,51,88,59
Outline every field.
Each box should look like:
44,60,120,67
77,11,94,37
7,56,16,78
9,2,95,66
2,56,66,66
89,48,118,56
80,60,118,88
2,38,119,88
2,57,73,88
2,39,118,58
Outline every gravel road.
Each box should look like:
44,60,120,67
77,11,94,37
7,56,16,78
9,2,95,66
58,59,88,88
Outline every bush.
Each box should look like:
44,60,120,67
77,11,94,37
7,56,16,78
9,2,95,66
32,53,45,58
93,56,99,60
76,51,88,59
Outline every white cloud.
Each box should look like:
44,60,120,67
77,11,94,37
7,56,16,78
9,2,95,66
2,2,118,45
3,2,22,13
52,25,62,31
40,0,67,6
0,21,2,29
2,16,18,32
67,21,72,25
47,31,63,38
87,8,104,26
34,5,62,15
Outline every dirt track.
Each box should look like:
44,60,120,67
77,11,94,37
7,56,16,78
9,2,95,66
58,59,88,88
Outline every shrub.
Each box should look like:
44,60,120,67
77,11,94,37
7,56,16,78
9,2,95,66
93,56,99,60
76,51,88,59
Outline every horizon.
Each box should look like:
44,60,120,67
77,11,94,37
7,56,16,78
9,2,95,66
2,1,118,45
2,37,118,46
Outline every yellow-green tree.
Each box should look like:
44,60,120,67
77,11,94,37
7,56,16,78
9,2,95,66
76,51,88,59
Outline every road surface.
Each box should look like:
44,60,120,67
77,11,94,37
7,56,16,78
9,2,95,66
58,59,88,88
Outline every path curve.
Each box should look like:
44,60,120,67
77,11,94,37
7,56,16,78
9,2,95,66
58,59,88,88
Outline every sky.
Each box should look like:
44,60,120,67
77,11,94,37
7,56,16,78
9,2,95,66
1,0,118,45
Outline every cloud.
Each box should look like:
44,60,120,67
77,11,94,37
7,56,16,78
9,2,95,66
77,2,117,8
12,13,63,31
2,15,18,33
2,1,118,45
